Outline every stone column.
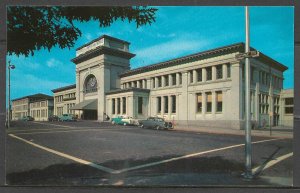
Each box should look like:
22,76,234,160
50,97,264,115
180,71,188,121
155,77,158,89
202,92,206,115
202,68,206,82
212,66,216,81
193,70,197,83
162,76,165,87
120,98,123,115
137,80,141,88
231,62,242,129
176,73,180,86
212,91,216,117
146,78,151,89
169,74,172,86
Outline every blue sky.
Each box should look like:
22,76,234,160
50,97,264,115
7,6,294,100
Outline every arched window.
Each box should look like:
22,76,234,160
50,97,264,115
84,75,97,93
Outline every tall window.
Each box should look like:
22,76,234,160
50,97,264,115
189,70,193,83
122,97,126,114
196,93,202,113
112,99,115,114
227,64,231,78
216,65,223,79
164,96,168,113
172,74,176,85
171,95,176,113
206,92,212,113
158,77,162,87
84,75,97,93
165,75,169,86
152,78,155,88
285,97,293,114
117,98,121,114
157,97,161,113
197,69,202,82
138,97,143,114
179,73,182,85
206,67,212,81
216,91,223,112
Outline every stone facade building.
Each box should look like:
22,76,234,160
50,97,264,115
52,34,292,129
11,93,53,120
52,84,77,117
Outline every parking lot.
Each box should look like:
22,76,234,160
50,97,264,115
6,121,293,186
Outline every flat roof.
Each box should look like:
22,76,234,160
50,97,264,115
52,84,76,93
119,42,288,77
76,34,130,51
12,93,53,102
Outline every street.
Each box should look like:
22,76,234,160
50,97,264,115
6,121,293,186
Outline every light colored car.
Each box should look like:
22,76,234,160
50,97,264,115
139,117,173,130
21,116,34,121
111,116,135,126
59,114,77,121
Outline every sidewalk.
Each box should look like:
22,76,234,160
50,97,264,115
173,126,293,139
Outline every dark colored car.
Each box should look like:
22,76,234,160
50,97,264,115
139,117,173,130
48,115,59,122
21,116,34,121
59,114,77,121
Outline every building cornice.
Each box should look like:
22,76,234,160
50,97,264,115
106,88,150,95
52,84,76,93
71,46,135,64
119,42,288,78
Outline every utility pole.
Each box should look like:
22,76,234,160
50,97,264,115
244,6,253,179
7,61,15,128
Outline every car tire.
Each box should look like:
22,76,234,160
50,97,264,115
155,125,160,130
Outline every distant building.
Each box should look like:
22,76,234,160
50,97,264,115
279,89,294,127
11,93,53,120
51,84,77,117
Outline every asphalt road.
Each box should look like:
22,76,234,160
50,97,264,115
6,121,293,186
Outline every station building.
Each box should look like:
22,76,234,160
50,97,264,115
50,34,293,129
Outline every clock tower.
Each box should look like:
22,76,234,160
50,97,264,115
71,35,135,121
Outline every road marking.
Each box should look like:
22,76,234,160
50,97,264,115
9,133,283,175
8,134,116,174
112,138,282,174
32,121,73,128
252,152,293,174
13,127,136,135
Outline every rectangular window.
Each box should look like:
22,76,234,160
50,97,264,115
285,107,293,114
157,97,161,113
251,67,254,81
216,65,223,79
138,97,143,114
227,64,231,78
179,73,182,85
285,98,293,105
158,77,162,87
164,96,168,113
172,74,176,85
206,67,212,81
122,97,126,114
196,93,202,113
216,91,223,112
112,99,115,114
206,92,212,113
165,75,169,86
189,71,193,83
117,98,121,114
171,95,176,113
197,69,202,82
152,78,155,88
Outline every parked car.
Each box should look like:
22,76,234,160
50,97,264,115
21,116,34,121
58,114,77,121
139,117,173,130
111,116,134,126
48,115,59,122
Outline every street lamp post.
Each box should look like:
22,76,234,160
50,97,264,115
7,61,15,128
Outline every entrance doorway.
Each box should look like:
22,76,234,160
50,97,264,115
82,110,97,120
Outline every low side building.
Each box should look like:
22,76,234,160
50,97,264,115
279,89,294,127
11,93,53,120
52,84,78,117
29,97,54,121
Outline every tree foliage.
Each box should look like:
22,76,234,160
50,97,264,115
7,6,157,56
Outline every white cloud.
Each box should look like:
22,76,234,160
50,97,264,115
46,58,63,68
133,34,214,67
84,33,93,41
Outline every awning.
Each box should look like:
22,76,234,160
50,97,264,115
70,99,97,110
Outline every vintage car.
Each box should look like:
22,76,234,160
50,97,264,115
138,117,173,130
48,115,59,122
111,116,134,126
21,116,34,121
58,114,77,121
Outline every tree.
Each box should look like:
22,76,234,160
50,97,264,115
7,6,157,56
